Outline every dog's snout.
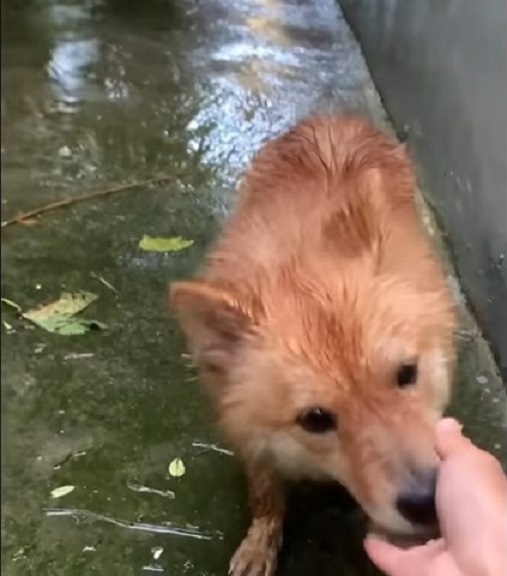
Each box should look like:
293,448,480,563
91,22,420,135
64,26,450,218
396,468,437,526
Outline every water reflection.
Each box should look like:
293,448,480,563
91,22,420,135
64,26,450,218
48,38,100,105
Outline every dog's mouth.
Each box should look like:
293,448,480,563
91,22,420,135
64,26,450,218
368,519,440,547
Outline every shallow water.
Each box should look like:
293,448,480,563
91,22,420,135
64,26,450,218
1,1,506,575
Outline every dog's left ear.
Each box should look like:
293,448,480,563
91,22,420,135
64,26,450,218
169,280,254,371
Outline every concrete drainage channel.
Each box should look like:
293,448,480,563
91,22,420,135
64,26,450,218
339,0,507,384
339,0,507,465
1,1,506,575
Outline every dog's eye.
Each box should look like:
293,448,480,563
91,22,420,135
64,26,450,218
297,407,337,434
396,363,418,388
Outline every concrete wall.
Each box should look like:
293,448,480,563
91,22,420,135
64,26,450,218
339,0,507,382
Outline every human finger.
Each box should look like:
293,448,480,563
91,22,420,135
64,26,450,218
364,537,444,576
434,418,472,459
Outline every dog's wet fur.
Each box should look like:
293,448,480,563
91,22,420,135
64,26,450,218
170,115,456,576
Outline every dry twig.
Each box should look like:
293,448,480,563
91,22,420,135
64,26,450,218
1,176,172,229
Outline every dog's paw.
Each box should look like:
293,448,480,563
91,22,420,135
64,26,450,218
228,521,281,576
228,540,277,576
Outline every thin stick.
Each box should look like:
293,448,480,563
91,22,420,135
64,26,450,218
90,272,120,296
1,176,172,229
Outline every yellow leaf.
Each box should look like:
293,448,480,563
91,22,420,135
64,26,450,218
139,235,194,253
168,458,186,478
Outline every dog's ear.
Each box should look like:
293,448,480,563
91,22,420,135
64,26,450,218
169,281,254,372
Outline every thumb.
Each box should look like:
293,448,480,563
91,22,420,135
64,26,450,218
364,537,439,576
364,537,404,575
435,418,472,459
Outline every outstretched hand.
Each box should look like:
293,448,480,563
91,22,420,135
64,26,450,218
364,418,507,576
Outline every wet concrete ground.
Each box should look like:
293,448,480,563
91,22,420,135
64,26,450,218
1,1,506,575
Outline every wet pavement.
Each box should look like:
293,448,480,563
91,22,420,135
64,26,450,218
1,1,506,575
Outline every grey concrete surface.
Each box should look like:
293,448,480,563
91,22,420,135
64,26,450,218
1,1,506,575
340,0,507,382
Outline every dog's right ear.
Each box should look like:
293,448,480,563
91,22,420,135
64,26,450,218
169,281,254,371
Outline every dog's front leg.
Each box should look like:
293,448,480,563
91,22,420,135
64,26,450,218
229,464,284,576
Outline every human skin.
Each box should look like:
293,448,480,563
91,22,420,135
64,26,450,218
365,418,507,576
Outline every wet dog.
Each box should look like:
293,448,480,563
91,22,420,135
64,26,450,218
170,115,456,576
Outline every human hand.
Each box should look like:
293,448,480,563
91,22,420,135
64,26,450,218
364,418,507,576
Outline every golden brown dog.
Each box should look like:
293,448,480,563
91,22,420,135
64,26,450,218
170,115,456,576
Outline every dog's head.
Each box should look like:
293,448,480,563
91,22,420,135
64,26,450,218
170,261,456,536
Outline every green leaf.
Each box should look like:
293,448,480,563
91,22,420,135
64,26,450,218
139,235,194,253
22,292,106,335
168,457,186,478
23,291,97,322
43,316,107,336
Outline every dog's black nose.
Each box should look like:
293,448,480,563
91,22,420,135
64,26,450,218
396,468,437,526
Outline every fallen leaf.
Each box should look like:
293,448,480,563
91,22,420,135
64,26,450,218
22,292,106,335
168,458,186,478
36,317,106,335
139,235,194,253
23,291,97,321
50,485,75,499
1,297,22,313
